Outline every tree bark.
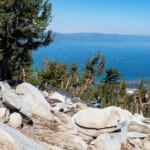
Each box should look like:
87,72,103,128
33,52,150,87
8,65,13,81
65,75,71,91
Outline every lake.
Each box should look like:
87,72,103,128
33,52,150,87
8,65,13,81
33,40,150,81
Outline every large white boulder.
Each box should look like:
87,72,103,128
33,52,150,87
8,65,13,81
16,82,53,121
8,112,22,129
0,122,48,150
73,107,121,129
3,90,21,109
0,107,10,123
49,92,66,103
2,90,32,118
72,106,129,138
16,82,51,109
73,106,133,129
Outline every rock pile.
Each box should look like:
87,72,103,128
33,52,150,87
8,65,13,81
72,107,150,150
72,107,128,149
0,81,149,150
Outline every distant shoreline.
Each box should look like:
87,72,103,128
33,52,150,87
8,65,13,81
126,79,150,88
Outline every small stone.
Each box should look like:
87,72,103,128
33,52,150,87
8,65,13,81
76,102,89,110
54,116,61,123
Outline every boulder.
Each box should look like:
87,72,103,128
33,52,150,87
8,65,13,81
0,107,10,123
72,107,121,129
73,106,133,129
49,92,66,103
3,90,21,109
16,82,53,121
2,90,32,118
8,113,22,128
91,127,128,150
16,82,51,110
19,93,53,121
72,106,129,138
0,122,48,150
0,81,11,92
90,132,123,150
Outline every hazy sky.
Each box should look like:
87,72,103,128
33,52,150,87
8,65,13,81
48,0,150,35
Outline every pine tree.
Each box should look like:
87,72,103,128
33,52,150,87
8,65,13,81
134,77,150,116
65,62,79,95
100,69,125,106
80,51,105,95
0,0,53,80
39,61,67,89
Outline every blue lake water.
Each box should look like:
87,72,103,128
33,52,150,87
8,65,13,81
33,41,150,81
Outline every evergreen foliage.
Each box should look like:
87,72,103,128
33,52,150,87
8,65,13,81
138,78,150,116
0,0,53,80
99,69,125,106
80,51,105,97
36,51,105,98
39,60,67,89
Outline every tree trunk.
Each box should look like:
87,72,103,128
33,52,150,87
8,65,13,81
134,91,144,115
80,77,90,95
65,75,71,91
1,61,12,81
75,75,79,96
61,81,64,89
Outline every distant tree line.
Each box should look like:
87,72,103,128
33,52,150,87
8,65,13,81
24,51,149,116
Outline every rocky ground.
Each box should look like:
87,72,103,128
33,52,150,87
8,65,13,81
0,81,149,150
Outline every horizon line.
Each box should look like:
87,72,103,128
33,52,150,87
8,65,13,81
53,32,150,36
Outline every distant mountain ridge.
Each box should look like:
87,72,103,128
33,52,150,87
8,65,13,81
54,33,150,42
